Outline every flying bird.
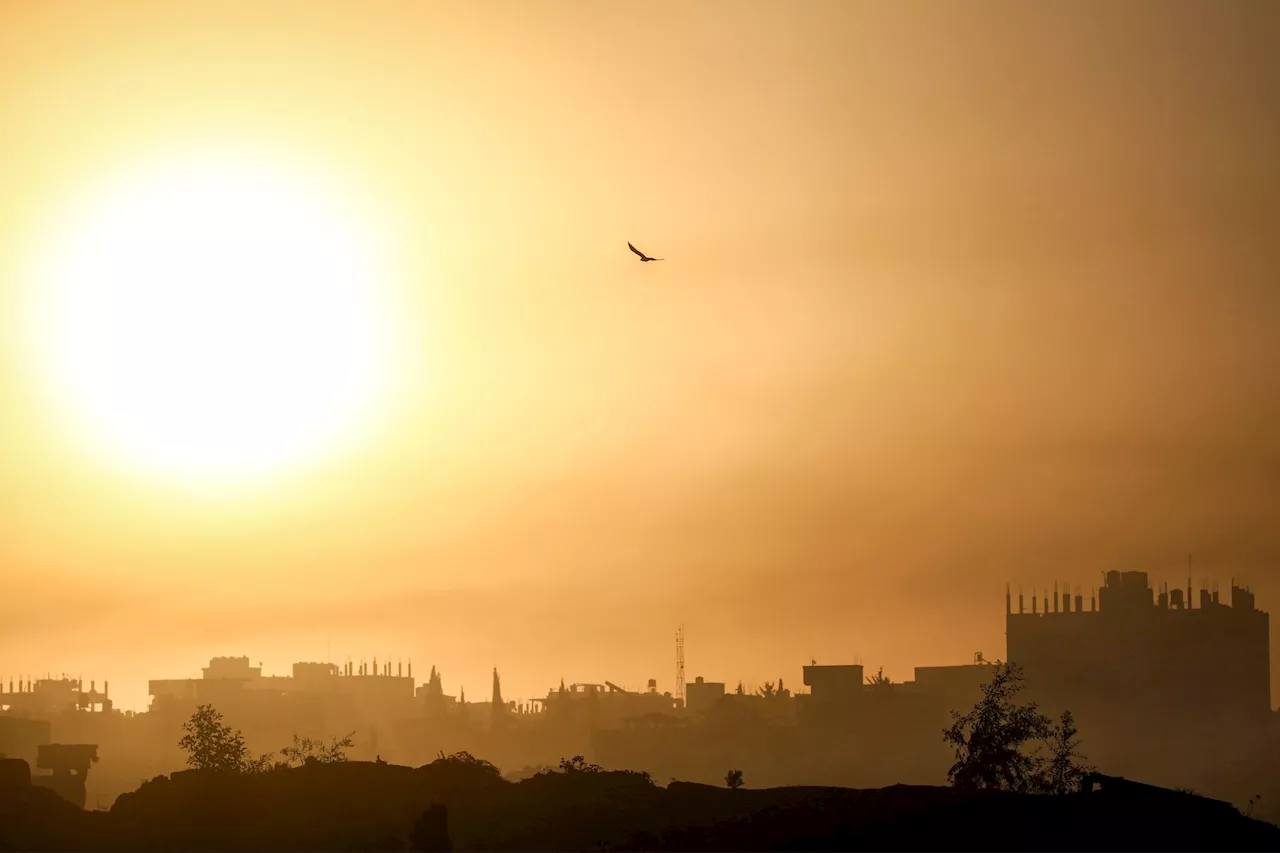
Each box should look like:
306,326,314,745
628,242,663,262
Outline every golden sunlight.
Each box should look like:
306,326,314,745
24,150,398,486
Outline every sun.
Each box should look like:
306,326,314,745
24,151,399,487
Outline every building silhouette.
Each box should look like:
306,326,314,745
3,573,1274,810
0,677,112,718
1007,571,1271,721
1006,570,1272,788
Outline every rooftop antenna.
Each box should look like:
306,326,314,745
675,625,685,703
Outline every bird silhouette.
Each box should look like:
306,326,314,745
628,242,663,262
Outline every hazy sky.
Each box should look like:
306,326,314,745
2,1,1279,711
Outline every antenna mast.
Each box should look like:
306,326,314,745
675,625,685,703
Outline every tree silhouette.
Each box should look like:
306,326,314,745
178,705,269,773
942,662,1052,793
725,769,744,790
1040,710,1092,794
755,681,777,699
866,667,892,687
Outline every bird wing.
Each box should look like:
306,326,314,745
627,242,647,259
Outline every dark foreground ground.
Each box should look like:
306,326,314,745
3,758,1278,851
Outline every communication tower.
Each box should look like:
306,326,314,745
675,625,685,702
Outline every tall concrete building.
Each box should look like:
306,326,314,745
1006,571,1271,729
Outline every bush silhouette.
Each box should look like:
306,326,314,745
279,732,355,767
559,755,603,773
430,751,501,779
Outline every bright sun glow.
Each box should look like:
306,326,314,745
26,151,398,486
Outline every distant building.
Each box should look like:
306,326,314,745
538,680,679,730
800,665,864,724
0,716,52,766
0,678,112,718
1006,571,1272,727
33,743,98,808
148,655,418,763
685,676,725,715
203,656,261,680
902,657,993,712
150,657,415,711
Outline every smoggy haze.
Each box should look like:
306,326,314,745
2,1,1279,711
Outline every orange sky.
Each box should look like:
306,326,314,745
2,1,1279,712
